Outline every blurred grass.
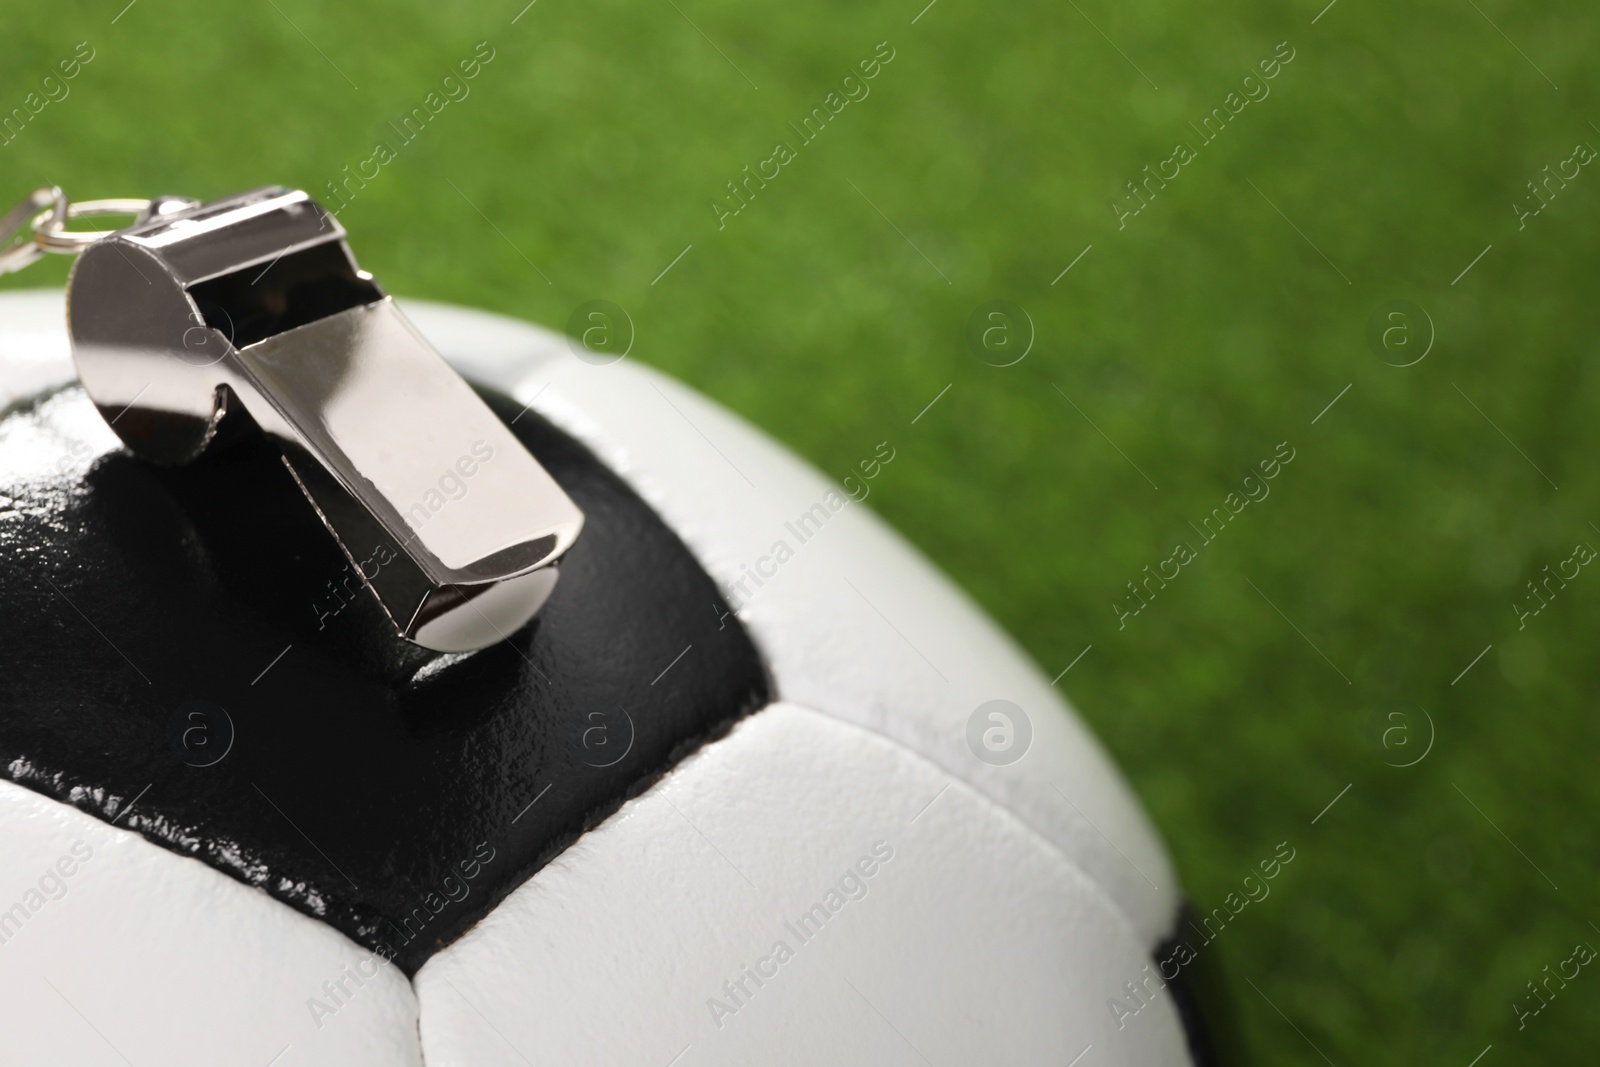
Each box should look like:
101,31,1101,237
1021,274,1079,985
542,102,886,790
6,0,1600,1059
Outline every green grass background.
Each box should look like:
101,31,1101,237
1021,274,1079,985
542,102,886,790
6,0,1599,1060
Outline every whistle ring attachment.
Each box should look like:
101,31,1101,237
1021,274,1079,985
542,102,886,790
0,187,62,276
32,197,153,254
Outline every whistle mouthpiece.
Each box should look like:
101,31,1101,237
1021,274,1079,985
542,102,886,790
66,186,584,653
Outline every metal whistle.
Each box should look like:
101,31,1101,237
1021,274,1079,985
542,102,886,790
65,186,583,652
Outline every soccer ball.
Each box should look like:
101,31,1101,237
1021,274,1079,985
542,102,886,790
0,289,1218,1065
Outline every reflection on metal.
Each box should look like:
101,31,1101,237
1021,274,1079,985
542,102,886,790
65,186,584,652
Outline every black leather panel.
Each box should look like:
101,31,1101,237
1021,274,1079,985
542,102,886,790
1153,903,1248,1066
0,385,771,974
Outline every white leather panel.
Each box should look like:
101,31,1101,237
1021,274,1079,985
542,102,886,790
415,703,1191,1067
0,778,421,1067
0,289,75,410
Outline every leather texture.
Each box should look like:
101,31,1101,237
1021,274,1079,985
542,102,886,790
0,778,423,1067
415,702,1194,1066
0,290,769,975
402,296,1180,949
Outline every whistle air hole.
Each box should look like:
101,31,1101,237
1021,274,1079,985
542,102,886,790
186,241,382,349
